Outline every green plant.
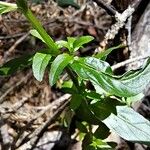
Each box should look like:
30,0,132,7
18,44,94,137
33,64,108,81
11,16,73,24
0,1,17,14
0,1,150,149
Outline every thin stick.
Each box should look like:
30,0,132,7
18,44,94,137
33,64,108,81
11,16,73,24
125,16,132,51
3,33,29,62
97,0,144,47
0,33,26,40
29,100,70,150
28,94,71,124
6,32,29,51
0,71,32,103
93,0,116,16
104,6,135,42
111,55,149,70
15,94,71,148
131,0,143,9
0,97,29,115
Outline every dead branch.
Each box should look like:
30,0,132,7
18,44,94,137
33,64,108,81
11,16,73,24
0,33,26,40
0,97,30,116
0,71,32,104
93,0,116,15
3,33,29,62
111,55,149,70
30,100,70,150
96,0,144,47
104,6,134,42
15,94,71,148
28,94,71,125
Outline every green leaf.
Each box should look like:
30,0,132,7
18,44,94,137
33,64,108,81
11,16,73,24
126,93,144,106
49,53,73,86
95,44,124,60
103,106,150,146
67,37,76,45
90,97,123,120
92,83,108,95
70,94,82,110
94,122,110,139
56,40,68,49
62,87,77,95
85,91,102,102
0,55,32,76
82,133,93,150
63,108,74,128
67,37,76,52
61,80,73,88
71,57,150,97
30,29,45,43
76,121,88,133
0,1,17,14
83,135,113,150
90,138,112,149
32,52,51,81
73,36,94,52
75,56,112,73
56,36,94,53
76,100,101,125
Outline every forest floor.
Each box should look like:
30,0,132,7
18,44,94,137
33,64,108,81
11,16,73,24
0,0,150,149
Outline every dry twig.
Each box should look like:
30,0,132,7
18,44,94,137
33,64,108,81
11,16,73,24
30,100,70,150
28,94,71,124
111,55,149,70
95,0,144,47
93,0,116,15
0,97,30,116
3,33,29,61
0,33,26,40
15,94,71,149
0,71,32,104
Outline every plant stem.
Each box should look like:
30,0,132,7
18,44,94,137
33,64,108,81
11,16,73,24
66,67,82,93
16,0,60,55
